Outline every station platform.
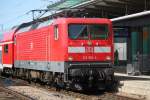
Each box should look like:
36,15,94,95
115,73,150,100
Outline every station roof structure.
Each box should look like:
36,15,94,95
47,0,150,19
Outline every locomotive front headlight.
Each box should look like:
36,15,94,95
68,56,73,61
106,56,111,60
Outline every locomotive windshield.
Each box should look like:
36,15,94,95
68,24,108,40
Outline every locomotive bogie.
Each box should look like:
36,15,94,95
65,61,114,90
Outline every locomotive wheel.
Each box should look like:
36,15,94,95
27,70,31,84
105,75,117,92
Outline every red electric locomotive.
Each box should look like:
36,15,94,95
0,18,114,90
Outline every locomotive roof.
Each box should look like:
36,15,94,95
15,18,111,34
15,19,53,34
0,18,111,43
0,18,53,43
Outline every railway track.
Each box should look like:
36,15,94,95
0,87,33,100
0,75,143,100
49,88,140,100
29,80,141,100
0,76,34,100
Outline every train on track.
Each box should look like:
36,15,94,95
0,18,114,91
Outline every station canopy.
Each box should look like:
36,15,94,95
47,0,88,9
47,0,150,19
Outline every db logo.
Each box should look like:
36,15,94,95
85,47,94,53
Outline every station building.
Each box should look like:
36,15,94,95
46,0,150,74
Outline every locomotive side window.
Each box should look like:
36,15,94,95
54,25,59,40
4,44,8,53
68,24,108,40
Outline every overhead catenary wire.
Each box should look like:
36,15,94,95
1,0,55,30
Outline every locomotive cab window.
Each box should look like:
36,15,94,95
54,25,59,40
68,24,109,40
4,44,8,53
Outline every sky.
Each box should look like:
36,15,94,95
0,0,58,32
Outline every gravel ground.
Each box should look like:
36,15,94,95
8,86,76,100
0,76,142,100
7,85,141,100
0,87,21,100
0,77,77,100
0,78,31,100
